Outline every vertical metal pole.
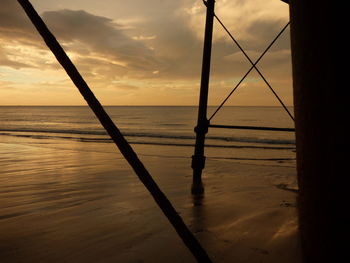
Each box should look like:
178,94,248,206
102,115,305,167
191,0,215,195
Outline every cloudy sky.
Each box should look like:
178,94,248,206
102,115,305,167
0,0,291,106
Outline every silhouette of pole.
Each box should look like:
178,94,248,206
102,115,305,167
191,0,215,195
290,1,347,262
17,0,213,262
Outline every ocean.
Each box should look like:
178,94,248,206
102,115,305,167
0,106,295,166
0,106,299,262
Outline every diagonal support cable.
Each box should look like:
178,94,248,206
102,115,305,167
202,0,293,122
209,22,290,121
215,15,293,121
213,14,294,121
17,0,213,262
214,15,293,121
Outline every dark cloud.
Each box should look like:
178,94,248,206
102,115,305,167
0,1,159,75
141,11,203,79
241,19,291,51
0,0,291,88
0,0,30,30
0,0,43,46
42,9,160,73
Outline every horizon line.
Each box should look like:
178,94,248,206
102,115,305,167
0,104,294,107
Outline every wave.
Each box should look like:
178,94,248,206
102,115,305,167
0,128,107,136
0,128,295,149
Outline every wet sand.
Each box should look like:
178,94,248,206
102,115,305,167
0,141,300,262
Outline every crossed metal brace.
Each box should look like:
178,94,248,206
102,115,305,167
202,1,293,122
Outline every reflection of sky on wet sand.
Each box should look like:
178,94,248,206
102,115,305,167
0,137,300,262
0,139,196,262
191,194,206,234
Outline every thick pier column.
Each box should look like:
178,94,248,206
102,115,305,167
191,0,215,195
289,1,347,262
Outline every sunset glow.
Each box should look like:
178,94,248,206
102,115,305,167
0,0,291,106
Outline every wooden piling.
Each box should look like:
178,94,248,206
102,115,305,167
289,1,347,262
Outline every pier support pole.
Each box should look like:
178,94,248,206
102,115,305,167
290,1,347,262
191,0,215,195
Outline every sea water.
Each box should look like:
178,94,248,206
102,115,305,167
0,106,298,262
0,106,295,167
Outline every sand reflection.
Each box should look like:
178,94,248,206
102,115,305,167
191,193,207,236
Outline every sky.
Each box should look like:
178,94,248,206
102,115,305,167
0,0,291,106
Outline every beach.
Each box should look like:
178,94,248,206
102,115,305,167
0,106,300,262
